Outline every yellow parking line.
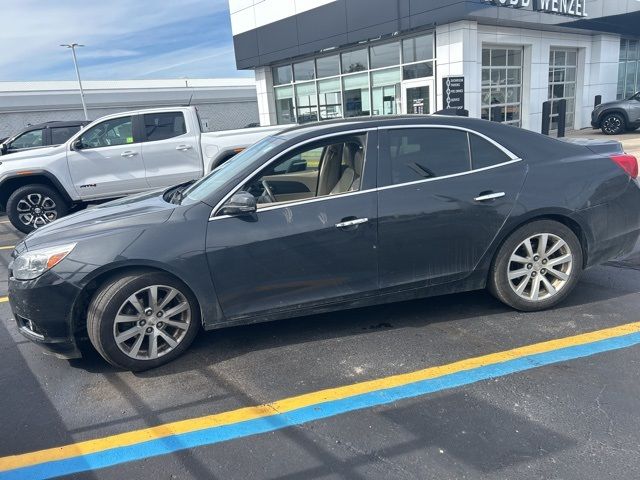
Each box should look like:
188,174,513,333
0,220,10,224
0,297,8,303
2,320,640,476
0,246,14,251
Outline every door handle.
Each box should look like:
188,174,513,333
474,192,506,202
121,150,138,158
176,144,193,151
336,218,369,229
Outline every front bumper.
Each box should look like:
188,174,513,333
8,270,83,359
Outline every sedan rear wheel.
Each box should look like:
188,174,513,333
88,271,200,370
489,220,582,311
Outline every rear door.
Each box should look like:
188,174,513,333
140,111,202,187
67,115,147,199
377,126,527,291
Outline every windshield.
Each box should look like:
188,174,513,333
181,136,285,204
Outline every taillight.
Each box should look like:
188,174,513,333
610,154,638,179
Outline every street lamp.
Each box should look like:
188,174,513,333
60,43,89,121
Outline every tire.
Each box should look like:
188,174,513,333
488,220,583,312
87,271,200,371
600,113,626,135
6,184,69,234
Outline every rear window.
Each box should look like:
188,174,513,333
51,125,82,145
384,128,471,186
144,112,187,141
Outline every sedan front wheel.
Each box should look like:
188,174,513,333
489,220,583,311
88,271,200,370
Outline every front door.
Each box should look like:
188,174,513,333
377,126,527,291
206,131,378,320
402,79,435,115
67,115,148,199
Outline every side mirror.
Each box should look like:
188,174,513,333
0,143,6,155
287,159,307,173
71,139,83,151
220,191,257,216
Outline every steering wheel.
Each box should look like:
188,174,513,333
261,180,276,203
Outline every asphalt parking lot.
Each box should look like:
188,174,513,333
1,213,640,480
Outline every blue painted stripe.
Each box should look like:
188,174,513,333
3,331,640,480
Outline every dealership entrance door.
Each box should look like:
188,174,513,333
402,79,435,114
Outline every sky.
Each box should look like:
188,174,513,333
0,0,251,81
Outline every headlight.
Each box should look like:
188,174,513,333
12,243,77,280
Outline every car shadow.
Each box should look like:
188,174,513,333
71,262,640,376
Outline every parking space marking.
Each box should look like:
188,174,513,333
0,297,7,304
0,246,14,251
2,321,640,480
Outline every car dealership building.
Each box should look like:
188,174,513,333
229,0,640,133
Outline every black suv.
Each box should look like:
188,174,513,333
591,92,640,135
0,120,90,156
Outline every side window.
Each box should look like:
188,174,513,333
240,135,366,208
144,112,187,141
9,129,44,150
80,117,133,149
469,133,512,170
50,126,82,145
384,128,470,186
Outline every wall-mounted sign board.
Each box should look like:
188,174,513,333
483,0,587,18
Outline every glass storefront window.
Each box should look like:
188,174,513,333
318,78,342,120
271,32,435,124
403,61,433,80
618,39,640,99
273,65,293,86
482,47,523,127
341,49,368,73
548,49,578,130
316,55,340,78
371,68,401,116
295,82,318,123
402,34,434,63
343,73,370,117
370,41,400,69
294,60,315,82
275,86,295,124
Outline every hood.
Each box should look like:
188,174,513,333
595,99,628,110
0,144,64,161
23,188,176,250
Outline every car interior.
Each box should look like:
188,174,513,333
243,137,365,207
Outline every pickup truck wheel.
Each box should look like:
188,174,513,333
87,271,200,371
6,184,69,234
600,113,626,135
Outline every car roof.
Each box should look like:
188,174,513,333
276,115,505,139
20,120,91,130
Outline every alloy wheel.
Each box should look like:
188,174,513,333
602,115,622,134
112,285,191,360
507,233,573,302
16,193,57,228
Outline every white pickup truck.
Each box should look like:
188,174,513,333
0,106,282,232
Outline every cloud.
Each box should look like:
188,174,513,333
0,0,249,81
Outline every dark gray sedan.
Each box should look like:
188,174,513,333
8,116,640,370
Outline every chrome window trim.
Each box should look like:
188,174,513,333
209,128,375,220
377,124,520,161
209,124,523,221
376,158,522,192
212,188,376,221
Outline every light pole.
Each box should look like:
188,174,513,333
60,43,89,121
